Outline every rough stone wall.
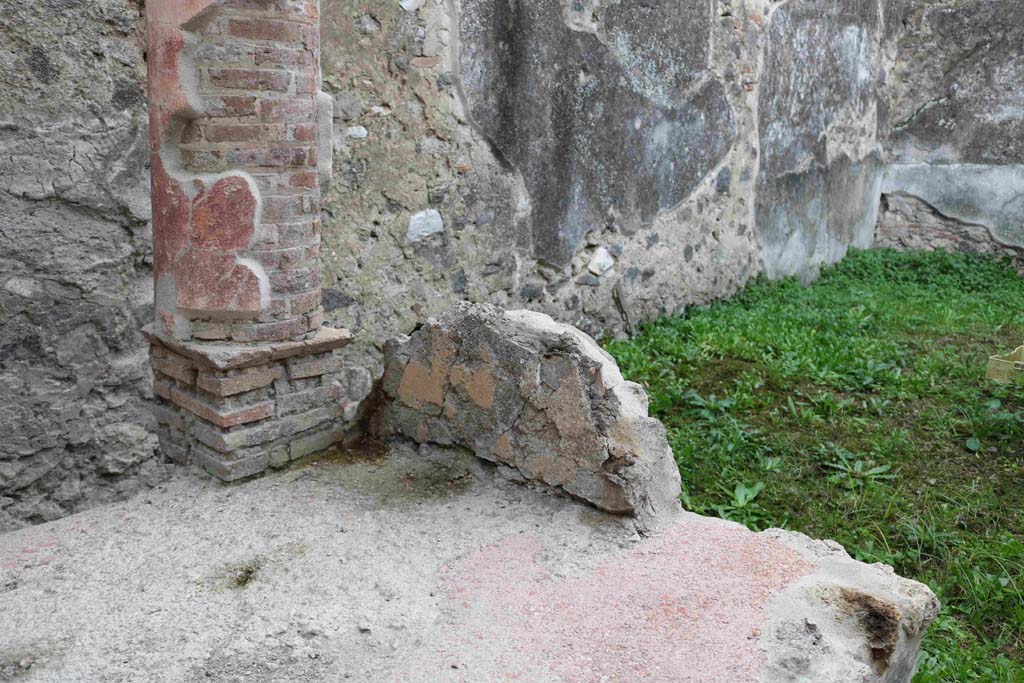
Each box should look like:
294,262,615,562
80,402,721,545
877,0,1024,262
320,0,904,385
0,0,167,530
1,0,907,528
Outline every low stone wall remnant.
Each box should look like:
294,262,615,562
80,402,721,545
372,303,683,531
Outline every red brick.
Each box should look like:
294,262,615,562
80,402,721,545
259,98,315,123
287,353,341,380
277,383,339,415
153,379,174,400
197,364,285,397
288,170,318,188
286,289,321,315
290,124,316,142
255,47,313,68
294,73,318,94
170,386,276,428
152,353,197,385
277,219,320,246
269,267,320,295
205,96,258,117
179,149,226,172
227,17,306,43
192,322,231,340
153,403,185,431
224,147,311,169
208,67,292,93
231,317,310,342
204,123,286,143
254,245,310,270
262,194,316,221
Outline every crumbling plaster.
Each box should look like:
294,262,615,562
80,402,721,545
876,0,1024,261
320,0,904,378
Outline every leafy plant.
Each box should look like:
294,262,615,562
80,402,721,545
818,443,896,489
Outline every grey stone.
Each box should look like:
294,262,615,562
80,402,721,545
371,303,682,532
587,247,615,276
406,209,444,242
346,126,369,140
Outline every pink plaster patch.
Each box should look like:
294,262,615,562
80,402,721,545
175,250,262,315
442,518,815,683
191,175,257,250
151,156,191,275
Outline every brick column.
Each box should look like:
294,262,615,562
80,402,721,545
144,0,350,479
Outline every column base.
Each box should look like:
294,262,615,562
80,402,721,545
143,325,353,481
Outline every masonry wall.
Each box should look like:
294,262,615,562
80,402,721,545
0,0,164,530
876,0,1024,269
319,0,906,389
1,0,911,529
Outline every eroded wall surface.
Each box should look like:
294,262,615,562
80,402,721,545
877,0,1024,265
0,0,168,530
1,0,907,529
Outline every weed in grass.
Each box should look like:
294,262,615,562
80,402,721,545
606,249,1024,682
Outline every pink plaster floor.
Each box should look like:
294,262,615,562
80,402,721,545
435,518,813,683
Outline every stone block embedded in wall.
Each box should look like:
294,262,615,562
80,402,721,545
145,326,352,480
371,303,682,531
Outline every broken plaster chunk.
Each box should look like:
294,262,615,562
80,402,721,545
588,247,615,276
407,209,444,242
400,0,425,12
345,126,368,140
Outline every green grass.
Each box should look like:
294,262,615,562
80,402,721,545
605,249,1024,682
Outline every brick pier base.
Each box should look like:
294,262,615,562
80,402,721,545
145,327,351,480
